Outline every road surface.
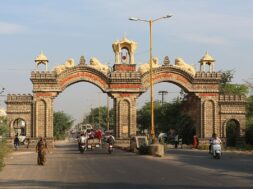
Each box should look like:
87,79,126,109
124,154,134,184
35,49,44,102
0,141,252,189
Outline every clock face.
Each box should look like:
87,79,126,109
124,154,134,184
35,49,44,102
121,48,130,64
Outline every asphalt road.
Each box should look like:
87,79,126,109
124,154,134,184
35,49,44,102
0,141,252,189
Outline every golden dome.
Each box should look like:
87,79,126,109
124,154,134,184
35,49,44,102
35,51,48,62
200,51,215,62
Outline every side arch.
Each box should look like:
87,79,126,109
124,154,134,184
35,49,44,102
222,118,240,138
9,118,27,137
57,66,109,93
141,66,194,93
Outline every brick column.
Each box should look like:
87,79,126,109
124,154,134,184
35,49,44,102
111,93,138,139
33,93,56,139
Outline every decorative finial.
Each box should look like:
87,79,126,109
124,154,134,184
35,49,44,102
79,56,86,66
163,56,170,65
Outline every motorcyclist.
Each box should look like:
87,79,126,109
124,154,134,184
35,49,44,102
210,133,222,153
107,134,115,145
78,132,87,150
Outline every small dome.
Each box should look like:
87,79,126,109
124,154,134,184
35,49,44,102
35,51,48,62
200,51,215,62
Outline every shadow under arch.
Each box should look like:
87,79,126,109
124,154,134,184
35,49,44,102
223,118,240,146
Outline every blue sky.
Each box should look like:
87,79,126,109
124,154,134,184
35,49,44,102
0,0,253,123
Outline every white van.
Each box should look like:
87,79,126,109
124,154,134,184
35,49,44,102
80,124,93,133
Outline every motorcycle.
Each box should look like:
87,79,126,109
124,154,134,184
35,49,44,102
79,143,86,153
211,143,222,159
108,144,113,154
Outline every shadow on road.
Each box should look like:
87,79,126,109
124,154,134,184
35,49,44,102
167,149,253,178
0,180,251,189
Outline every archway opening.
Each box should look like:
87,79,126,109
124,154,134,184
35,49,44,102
226,119,240,147
12,118,26,136
137,82,197,145
54,82,113,139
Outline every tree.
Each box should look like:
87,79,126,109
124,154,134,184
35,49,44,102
83,106,114,130
0,117,8,137
220,70,249,96
245,95,253,145
53,111,74,140
137,98,195,144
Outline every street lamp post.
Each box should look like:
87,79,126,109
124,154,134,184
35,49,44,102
129,14,172,139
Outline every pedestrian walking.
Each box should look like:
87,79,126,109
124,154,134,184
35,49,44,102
14,134,19,150
36,137,49,165
174,134,179,149
193,134,199,149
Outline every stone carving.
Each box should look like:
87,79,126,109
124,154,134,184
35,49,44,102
174,58,196,76
53,58,75,75
163,56,170,65
89,57,109,74
138,57,160,74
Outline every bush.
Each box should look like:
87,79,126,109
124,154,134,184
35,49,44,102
0,142,11,170
138,144,149,155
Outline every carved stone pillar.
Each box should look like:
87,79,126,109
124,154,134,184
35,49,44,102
197,93,219,138
111,93,138,139
33,93,55,139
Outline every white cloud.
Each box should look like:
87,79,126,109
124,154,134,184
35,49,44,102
0,22,27,34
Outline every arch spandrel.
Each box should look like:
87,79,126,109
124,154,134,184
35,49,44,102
56,66,109,93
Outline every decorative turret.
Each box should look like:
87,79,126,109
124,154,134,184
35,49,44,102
79,56,86,66
163,56,170,65
35,51,48,71
112,34,137,65
199,52,215,72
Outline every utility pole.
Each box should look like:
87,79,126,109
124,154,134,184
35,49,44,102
158,90,168,105
98,92,101,128
106,95,110,131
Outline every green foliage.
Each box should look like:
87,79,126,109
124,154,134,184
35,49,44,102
245,124,253,145
0,142,11,170
226,120,239,146
137,98,195,144
246,96,253,125
221,70,234,85
53,111,74,140
220,83,249,96
83,106,114,130
245,96,253,145
0,117,8,137
220,70,249,96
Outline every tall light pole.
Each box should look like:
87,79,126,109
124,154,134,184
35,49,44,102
129,14,172,139
106,95,110,131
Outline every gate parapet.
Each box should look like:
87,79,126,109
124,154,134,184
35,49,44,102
194,71,221,80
